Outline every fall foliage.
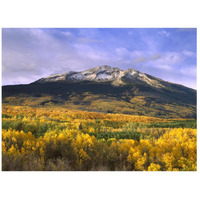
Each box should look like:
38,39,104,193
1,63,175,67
2,105,197,171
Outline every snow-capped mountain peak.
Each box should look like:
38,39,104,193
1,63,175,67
37,65,165,88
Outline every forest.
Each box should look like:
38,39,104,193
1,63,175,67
2,105,197,171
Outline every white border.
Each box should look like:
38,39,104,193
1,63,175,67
0,0,199,200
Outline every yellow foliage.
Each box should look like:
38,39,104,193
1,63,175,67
2,105,197,171
148,163,161,171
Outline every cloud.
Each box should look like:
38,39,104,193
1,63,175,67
115,48,148,63
115,47,162,64
2,28,197,89
73,43,108,60
115,48,135,58
180,66,196,77
115,47,128,56
153,64,173,71
115,48,184,74
132,53,162,64
159,30,170,37
149,54,161,60
61,31,73,37
2,28,77,84
133,56,148,64
154,52,181,65
2,28,128,85
182,50,195,57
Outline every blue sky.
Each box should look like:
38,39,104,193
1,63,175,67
2,28,197,89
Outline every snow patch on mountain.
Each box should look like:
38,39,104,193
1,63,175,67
96,73,113,80
67,72,85,81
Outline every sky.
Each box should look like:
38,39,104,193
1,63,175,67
2,28,197,89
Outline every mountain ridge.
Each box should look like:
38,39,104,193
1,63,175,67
36,65,167,88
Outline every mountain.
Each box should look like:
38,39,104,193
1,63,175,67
2,65,196,118
36,65,165,88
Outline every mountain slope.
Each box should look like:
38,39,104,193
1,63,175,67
2,65,196,118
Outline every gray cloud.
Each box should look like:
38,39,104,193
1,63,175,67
133,56,149,64
133,54,162,64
